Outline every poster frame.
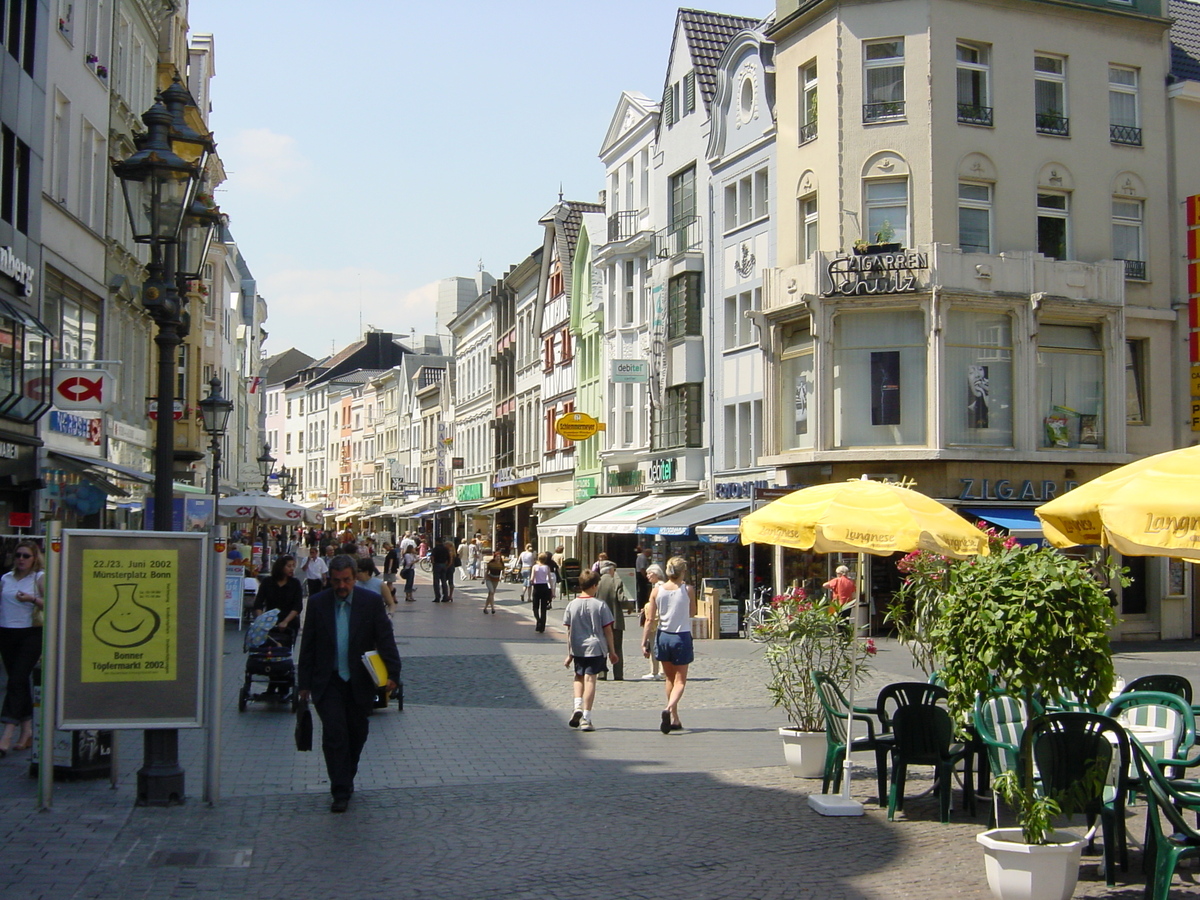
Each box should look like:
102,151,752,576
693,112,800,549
57,529,208,729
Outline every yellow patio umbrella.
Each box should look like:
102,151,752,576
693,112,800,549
739,477,990,560
740,477,987,817
1035,445,1200,560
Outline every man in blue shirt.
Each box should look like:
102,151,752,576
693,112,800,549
298,555,401,812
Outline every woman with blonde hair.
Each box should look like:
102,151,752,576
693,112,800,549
0,541,44,754
641,556,696,733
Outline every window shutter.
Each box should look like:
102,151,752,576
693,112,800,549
684,72,696,113
663,81,675,126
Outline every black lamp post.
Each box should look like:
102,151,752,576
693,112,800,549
197,377,234,494
111,81,213,807
257,444,276,492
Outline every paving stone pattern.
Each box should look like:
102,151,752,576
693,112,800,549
0,570,1196,898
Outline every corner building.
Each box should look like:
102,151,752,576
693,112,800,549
766,0,1184,638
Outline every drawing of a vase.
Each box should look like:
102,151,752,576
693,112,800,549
92,582,160,648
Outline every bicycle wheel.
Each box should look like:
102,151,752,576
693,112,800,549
745,607,771,642
418,557,432,573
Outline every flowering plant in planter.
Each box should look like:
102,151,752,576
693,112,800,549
759,588,876,733
888,525,1123,843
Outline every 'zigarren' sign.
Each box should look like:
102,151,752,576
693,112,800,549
824,251,928,297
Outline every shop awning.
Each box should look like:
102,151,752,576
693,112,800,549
537,494,643,538
638,500,750,538
961,507,1046,545
696,518,742,544
334,501,364,522
481,495,536,513
584,492,706,535
47,449,152,485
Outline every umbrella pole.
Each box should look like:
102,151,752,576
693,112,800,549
808,551,866,817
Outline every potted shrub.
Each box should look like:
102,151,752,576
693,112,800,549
854,220,902,255
758,588,875,777
890,531,1122,900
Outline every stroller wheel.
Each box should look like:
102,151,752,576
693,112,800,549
237,685,248,712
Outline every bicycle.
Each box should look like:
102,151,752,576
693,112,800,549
743,584,776,642
417,553,432,573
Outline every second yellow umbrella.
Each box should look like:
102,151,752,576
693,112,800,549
739,478,989,559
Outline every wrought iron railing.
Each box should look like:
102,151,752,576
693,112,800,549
1110,123,1142,146
862,100,905,123
1120,259,1146,280
957,104,993,127
1035,113,1069,136
653,215,701,260
798,120,818,145
607,210,642,243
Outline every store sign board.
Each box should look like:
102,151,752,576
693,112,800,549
1192,365,1200,398
824,251,928,297
958,478,1078,502
555,412,606,441
457,482,482,502
53,370,115,411
648,458,676,484
611,360,649,383
0,246,35,296
49,411,102,445
715,479,769,500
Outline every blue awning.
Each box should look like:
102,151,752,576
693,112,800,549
961,507,1046,545
638,500,750,538
697,518,742,544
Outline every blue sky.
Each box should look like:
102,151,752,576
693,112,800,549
192,1,767,361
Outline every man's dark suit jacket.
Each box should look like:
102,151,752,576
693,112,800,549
297,586,401,706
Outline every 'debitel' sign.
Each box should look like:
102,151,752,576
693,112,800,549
81,549,177,682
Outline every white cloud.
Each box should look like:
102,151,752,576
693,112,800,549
257,268,442,359
221,128,312,201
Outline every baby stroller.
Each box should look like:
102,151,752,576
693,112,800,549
239,609,297,713
503,559,524,584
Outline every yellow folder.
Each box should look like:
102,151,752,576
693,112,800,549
361,650,388,687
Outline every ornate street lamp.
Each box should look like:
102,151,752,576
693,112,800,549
197,377,234,493
178,179,225,283
257,443,276,492
111,88,204,809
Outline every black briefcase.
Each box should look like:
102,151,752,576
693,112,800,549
294,699,313,751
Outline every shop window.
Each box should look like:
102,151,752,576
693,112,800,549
1037,323,1104,449
832,310,926,447
945,310,1013,447
780,321,815,451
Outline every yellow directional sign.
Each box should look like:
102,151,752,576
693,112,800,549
555,412,606,441
1192,364,1200,398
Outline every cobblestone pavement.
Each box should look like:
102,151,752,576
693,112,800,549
0,571,1197,898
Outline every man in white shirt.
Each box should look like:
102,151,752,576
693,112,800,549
299,545,329,597
399,532,416,554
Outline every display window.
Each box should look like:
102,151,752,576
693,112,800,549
1037,323,1104,449
832,310,926,447
945,309,1013,447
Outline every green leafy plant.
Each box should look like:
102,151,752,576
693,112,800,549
888,528,1124,843
760,590,876,732
993,761,1108,845
873,219,896,244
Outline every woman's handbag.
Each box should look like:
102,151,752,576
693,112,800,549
294,699,313,751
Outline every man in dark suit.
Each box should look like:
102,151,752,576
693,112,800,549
298,555,401,812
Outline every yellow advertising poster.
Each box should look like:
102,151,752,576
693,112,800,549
80,549,177,682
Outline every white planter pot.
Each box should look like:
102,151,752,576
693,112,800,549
779,727,826,778
976,828,1086,900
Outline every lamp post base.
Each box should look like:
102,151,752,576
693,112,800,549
136,729,185,806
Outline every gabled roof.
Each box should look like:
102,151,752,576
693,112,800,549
599,91,660,160
541,200,605,306
1171,0,1200,82
675,8,763,112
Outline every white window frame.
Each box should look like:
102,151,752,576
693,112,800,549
957,182,992,254
800,61,818,143
1112,198,1144,278
956,42,991,126
799,193,818,260
864,178,909,247
863,39,905,122
1034,54,1068,135
1109,65,1141,145
1037,191,1070,260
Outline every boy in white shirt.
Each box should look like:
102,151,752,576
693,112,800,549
561,570,619,732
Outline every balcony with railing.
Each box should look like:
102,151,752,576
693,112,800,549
957,104,993,127
653,216,701,261
798,120,817,145
607,210,645,243
862,100,905,123
1119,258,1146,280
1110,123,1142,146
1035,113,1069,136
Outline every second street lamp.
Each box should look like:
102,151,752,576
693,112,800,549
197,377,234,493
257,444,276,492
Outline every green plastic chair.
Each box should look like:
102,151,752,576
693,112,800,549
973,692,1043,828
1130,736,1200,900
811,671,887,805
1123,674,1193,705
1023,712,1130,885
1104,690,1196,782
887,703,973,822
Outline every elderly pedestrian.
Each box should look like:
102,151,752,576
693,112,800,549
641,556,696,733
638,564,665,681
595,561,628,681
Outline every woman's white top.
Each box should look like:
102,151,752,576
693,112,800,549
655,585,692,634
0,569,42,628
519,550,535,569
